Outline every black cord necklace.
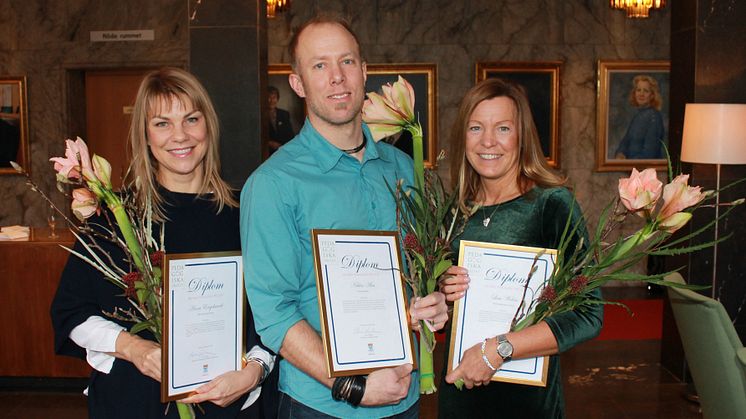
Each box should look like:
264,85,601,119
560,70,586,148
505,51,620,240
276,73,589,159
340,135,367,154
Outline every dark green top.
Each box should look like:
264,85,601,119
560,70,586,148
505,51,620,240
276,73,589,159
439,187,603,419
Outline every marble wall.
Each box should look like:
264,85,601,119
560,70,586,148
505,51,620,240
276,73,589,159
267,0,671,244
1,0,672,249
0,0,189,226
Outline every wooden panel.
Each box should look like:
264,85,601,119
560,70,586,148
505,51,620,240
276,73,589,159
0,228,90,377
85,69,151,189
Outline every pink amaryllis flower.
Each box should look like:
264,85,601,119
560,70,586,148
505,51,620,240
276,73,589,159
658,212,693,233
362,75,417,141
71,187,99,220
50,137,96,182
92,154,113,189
657,174,706,221
618,168,663,217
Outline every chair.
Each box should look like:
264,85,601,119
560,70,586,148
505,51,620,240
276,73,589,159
666,272,746,419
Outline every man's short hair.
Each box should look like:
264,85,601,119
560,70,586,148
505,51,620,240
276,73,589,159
287,13,364,71
268,85,280,98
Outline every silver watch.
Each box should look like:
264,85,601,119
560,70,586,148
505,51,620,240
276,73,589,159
496,334,513,362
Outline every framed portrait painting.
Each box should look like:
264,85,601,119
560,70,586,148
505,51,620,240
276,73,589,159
476,62,561,168
0,76,29,175
365,64,438,168
266,64,305,159
596,60,670,172
266,63,438,168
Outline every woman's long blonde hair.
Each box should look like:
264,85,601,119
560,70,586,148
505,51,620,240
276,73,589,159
125,67,237,220
450,78,565,213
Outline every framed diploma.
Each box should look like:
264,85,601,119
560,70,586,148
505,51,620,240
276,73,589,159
448,241,556,387
161,251,245,401
312,229,416,377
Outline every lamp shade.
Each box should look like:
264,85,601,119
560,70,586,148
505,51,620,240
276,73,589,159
681,103,746,164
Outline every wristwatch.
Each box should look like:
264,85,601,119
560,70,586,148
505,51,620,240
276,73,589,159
496,334,514,362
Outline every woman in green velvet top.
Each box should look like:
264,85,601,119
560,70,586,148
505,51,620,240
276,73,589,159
438,78,603,418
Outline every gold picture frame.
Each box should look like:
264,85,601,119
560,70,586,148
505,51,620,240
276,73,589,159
267,63,439,168
311,229,416,378
476,62,561,168
448,240,555,387
1,76,30,174
596,60,670,172
161,251,246,402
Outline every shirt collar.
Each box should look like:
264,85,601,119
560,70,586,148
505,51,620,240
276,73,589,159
300,120,390,173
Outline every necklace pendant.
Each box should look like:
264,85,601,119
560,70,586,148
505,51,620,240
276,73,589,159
483,217,491,227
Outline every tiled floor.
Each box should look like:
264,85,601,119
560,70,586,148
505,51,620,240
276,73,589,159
0,338,700,419
0,288,701,418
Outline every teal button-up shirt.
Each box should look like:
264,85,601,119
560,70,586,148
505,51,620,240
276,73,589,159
241,120,417,418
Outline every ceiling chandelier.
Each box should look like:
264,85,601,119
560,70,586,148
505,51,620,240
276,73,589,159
610,0,666,18
267,0,291,18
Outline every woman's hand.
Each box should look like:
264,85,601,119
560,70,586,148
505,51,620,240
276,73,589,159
439,266,470,302
445,337,500,389
409,291,448,332
114,331,162,382
180,362,263,407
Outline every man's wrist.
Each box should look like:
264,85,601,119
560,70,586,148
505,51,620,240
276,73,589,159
331,375,366,406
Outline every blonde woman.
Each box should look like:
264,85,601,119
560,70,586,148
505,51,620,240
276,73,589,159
439,78,603,418
52,68,276,418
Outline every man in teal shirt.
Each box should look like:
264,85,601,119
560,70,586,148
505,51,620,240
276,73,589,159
241,14,448,418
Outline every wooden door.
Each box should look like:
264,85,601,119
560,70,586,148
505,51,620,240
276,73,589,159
85,69,151,189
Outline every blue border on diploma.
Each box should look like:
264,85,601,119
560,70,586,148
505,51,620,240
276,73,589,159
324,240,407,366
170,260,240,391
456,249,549,376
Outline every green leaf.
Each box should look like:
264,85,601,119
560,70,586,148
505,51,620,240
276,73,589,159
433,259,453,283
648,234,730,256
130,320,153,335
647,278,709,290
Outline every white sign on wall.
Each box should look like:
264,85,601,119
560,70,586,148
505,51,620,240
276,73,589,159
90,30,154,42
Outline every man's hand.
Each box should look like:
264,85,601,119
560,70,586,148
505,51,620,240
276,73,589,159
115,331,162,382
409,291,448,331
439,265,470,302
360,364,413,406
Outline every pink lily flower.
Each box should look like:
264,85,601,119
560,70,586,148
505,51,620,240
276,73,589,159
362,76,416,141
657,174,706,220
50,137,97,182
92,154,113,189
618,168,663,218
71,187,99,220
658,212,693,233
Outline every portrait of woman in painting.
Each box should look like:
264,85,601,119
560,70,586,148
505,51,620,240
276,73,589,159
613,75,665,160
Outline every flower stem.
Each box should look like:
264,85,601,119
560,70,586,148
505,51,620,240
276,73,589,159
409,126,424,194
108,197,145,272
176,401,194,419
419,329,436,394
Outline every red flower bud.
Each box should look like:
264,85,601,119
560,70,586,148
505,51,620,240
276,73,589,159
538,285,557,303
404,234,424,254
122,271,142,298
150,251,164,268
570,275,589,294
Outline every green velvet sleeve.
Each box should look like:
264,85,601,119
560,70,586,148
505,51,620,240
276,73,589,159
540,188,604,353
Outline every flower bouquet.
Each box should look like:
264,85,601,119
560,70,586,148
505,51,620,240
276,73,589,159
511,163,744,333
362,76,472,394
12,138,194,419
